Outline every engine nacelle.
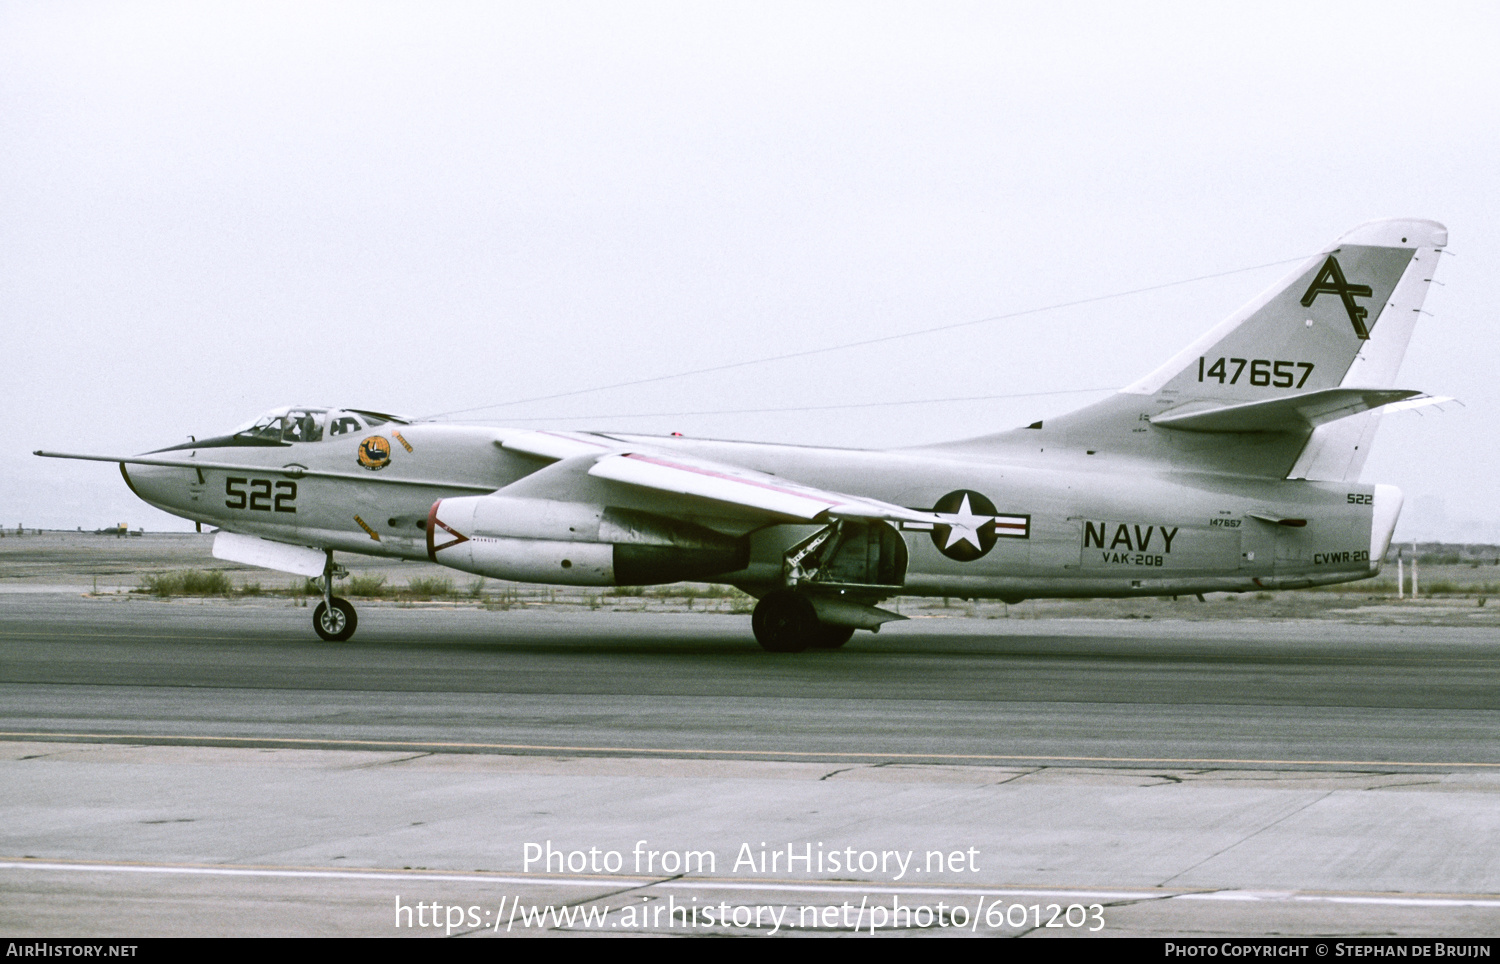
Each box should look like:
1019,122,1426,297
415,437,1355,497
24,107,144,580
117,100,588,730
426,496,748,586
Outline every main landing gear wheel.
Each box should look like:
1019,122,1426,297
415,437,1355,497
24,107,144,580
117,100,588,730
809,624,854,649
313,597,357,642
753,589,855,653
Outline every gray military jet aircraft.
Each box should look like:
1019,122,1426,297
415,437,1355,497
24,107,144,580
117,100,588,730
39,219,1448,650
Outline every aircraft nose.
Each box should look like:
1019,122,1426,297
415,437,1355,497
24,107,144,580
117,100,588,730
118,459,196,517
119,462,140,499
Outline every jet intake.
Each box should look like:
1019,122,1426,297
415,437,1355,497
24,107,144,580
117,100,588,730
427,496,747,586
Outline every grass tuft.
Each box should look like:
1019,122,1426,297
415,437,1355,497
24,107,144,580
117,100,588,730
345,574,388,597
403,576,455,600
138,569,235,597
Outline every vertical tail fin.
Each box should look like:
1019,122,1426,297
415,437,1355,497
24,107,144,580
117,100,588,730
942,219,1447,478
1125,218,1446,401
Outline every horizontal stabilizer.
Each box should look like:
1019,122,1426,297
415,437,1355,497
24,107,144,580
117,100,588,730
1150,388,1427,433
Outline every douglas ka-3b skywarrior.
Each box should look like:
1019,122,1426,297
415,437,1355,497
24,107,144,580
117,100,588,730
39,219,1449,651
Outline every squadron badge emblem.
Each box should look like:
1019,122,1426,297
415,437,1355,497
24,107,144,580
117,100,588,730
357,435,392,471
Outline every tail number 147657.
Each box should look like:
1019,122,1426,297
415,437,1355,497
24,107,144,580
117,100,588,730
1198,357,1313,388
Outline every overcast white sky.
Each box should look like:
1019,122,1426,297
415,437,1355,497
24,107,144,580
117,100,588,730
3,1,1497,539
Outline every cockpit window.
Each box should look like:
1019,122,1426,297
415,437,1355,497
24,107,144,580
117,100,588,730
232,407,328,444
216,406,401,447
281,409,325,443
328,414,364,437
235,412,288,442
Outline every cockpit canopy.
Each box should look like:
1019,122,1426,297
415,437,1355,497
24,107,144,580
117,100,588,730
230,407,409,445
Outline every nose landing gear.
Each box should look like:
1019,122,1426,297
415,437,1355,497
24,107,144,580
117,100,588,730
312,549,357,642
313,597,357,641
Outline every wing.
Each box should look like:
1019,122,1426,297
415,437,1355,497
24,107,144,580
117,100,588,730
491,430,942,527
492,428,618,461
585,451,942,526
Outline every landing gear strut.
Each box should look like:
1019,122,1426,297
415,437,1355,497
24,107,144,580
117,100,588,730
751,518,907,653
313,549,357,642
751,589,853,653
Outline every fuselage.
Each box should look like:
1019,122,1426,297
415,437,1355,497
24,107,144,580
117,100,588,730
123,418,1395,601
64,219,1442,650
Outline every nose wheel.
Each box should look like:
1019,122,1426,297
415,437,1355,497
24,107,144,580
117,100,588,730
312,549,357,641
313,597,357,642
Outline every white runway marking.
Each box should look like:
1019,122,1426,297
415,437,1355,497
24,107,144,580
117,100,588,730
6,859,1499,908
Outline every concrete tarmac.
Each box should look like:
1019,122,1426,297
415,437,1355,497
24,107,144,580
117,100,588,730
3,593,1499,937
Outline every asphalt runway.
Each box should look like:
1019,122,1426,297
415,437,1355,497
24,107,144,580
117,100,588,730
4,594,1500,937
3,595,1499,766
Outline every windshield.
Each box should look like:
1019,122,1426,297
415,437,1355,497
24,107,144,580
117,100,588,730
225,406,407,444
232,407,327,444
